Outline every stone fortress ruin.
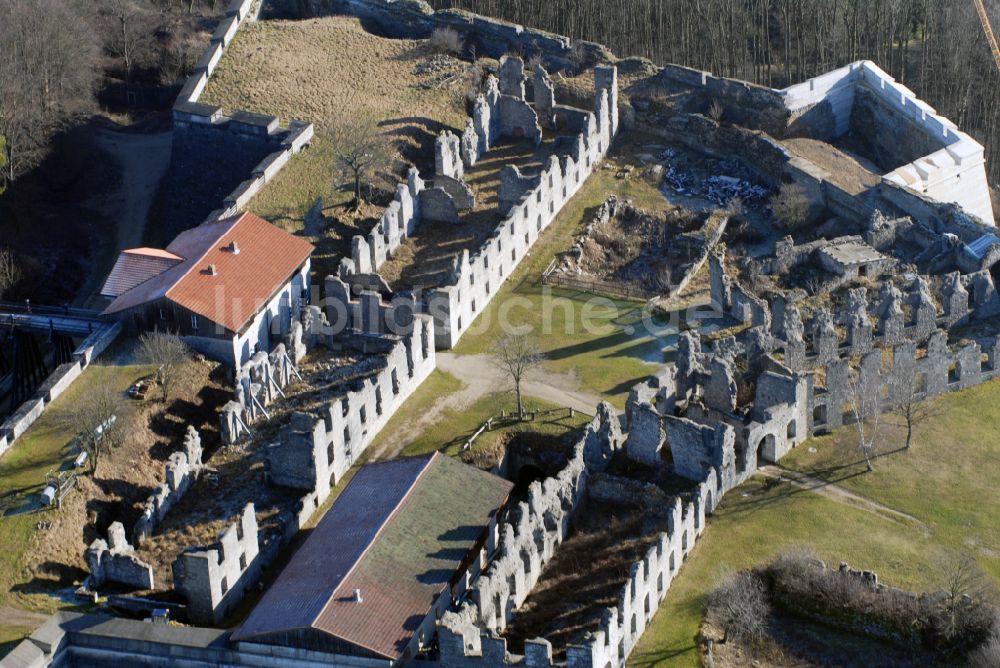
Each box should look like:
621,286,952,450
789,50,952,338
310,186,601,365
5,0,1000,667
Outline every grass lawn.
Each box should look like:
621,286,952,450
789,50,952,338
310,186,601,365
201,16,467,228
780,378,1000,581
453,168,679,408
631,477,947,668
633,377,1000,667
366,369,465,457
0,363,152,614
398,392,591,460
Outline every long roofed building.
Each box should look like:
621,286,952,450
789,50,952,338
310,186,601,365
233,452,513,662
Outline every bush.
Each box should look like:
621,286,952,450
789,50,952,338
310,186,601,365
427,27,463,55
969,630,1000,668
707,570,770,644
770,183,814,232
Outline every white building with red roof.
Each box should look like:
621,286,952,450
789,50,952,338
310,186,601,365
101,212,313,367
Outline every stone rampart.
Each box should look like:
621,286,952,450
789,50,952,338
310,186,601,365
781,60,993,224
172,103,314,226
169,0,314,227
175,0,258,108
0,322,121,461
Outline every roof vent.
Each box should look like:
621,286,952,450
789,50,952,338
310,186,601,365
228,241,240,255
205,264,217,276
353,588,363,603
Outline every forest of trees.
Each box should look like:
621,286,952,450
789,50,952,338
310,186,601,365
432,0,1000,184
0,0,216,191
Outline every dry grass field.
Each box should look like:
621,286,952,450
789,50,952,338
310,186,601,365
202,16,469,238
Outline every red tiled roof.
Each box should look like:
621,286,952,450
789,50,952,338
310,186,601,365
233,453,513,659
103,212,313,333
100,248,184,298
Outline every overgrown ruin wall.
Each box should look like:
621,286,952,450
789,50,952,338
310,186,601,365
437,401,727,668
333,62,619,349
132,427,204,544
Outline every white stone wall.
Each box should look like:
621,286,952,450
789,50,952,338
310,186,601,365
781,60,994,225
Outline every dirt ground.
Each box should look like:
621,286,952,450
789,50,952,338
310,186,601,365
781,137,882,195
19,357,232,596
502,502,668,659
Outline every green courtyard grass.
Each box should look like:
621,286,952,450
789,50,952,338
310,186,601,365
365,369,465,455
633,377,1000,667
398,392,591,460
0,363,151,614
453,169,678,408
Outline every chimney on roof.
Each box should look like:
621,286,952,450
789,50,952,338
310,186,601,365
206,264,217,276
353,588,363,603
228,241,240,255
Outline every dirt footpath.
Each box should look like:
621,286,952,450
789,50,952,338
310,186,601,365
368,353,607,461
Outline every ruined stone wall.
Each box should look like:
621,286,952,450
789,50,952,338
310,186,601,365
286,0,613,67
808,330,999,434
341,168,425,276
132,427,204,544
437,401,725,668
332,64,618,350
708,247,770,329
173,503,273,625
266,316,437,530
86,522,155,591
427,75,616,349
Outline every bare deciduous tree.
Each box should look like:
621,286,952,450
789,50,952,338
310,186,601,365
329,116,393,210
136,331,189,403
491,333,544,419
427,27,464,55
889,371,940,451
847,369,881,471
933,552,999,645
101,0,157,82
707,570,770,644
60,383,128,473
0,247,20,299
